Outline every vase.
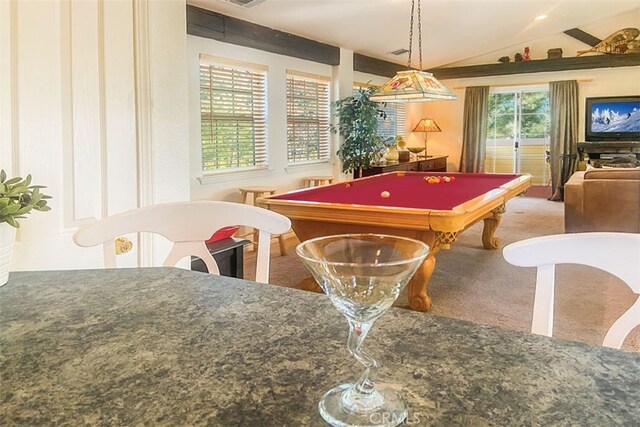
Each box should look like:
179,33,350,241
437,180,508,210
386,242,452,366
0,223,16,286
384,146,399,161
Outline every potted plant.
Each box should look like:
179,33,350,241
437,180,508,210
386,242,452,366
331,87,386,177
0,170,51,286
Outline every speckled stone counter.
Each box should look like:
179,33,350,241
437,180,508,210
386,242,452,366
1,269,639,426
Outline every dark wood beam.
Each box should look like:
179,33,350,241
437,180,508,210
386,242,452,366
564,28,601,47
430,54,640,80
353,53,406,78
186,5,340,66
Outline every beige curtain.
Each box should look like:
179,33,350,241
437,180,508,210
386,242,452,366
459,86,489,173
549,80,579,201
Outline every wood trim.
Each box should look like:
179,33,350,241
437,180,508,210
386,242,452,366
431,54,640,80
564,28,601,47
353,53,406,78
133,0,154,267
186,5,340,66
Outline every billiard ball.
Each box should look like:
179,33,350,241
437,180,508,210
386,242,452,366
443,176,451,183
345,183,351,188
449,176,456,182
381,191,390,198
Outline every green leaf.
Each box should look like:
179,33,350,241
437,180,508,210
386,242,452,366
15,206,32,215
0,204,20,215
5,216,19,228
4,177,22,185
22,174,32,187
8,185,28,195
31,192,43,204
0,170,6,183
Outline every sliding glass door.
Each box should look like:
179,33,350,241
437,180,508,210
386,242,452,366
485,88,550,185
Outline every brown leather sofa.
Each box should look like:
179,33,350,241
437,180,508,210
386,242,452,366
564,168,640,233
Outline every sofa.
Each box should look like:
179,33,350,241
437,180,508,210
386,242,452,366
564,168,640,233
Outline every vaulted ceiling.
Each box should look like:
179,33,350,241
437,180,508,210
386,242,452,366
188,0,639,68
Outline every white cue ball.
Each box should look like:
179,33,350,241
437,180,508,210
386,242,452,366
381,191,390,198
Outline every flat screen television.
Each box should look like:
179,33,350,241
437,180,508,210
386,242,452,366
585,95,640,141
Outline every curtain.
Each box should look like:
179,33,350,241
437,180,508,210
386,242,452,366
548,80,579,201
459,86,489,173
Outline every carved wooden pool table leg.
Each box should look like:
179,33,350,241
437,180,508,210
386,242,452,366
408,252,436,311
482,204,506,250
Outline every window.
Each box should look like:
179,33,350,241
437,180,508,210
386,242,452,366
199,55,267,172
377,103,406,141
286,71,330,164
353,83,406,141
486,88,550,185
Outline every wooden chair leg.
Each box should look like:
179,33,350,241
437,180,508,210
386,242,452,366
278,234,286,256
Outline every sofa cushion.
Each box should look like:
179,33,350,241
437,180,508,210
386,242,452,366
584,168,640,180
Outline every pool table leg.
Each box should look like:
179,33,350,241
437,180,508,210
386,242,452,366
482,204,506,250
408,251,437,311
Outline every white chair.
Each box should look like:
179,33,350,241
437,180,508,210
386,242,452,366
73,201,291,284
503,232,640,349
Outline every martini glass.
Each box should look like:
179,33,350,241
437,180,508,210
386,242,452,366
296,234,429,427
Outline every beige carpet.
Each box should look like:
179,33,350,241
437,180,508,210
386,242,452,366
244,197,640,352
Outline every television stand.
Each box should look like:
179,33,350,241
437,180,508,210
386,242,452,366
577,141,640,169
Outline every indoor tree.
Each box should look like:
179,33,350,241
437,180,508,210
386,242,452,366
331,87,386,176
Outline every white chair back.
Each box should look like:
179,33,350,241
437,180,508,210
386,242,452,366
73,201,291,284
503,232,640,349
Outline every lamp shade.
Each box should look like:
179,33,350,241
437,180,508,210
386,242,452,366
370,70,457,103
413,118,441,133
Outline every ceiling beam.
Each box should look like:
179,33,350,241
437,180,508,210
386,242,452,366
353,53,406,78
186,5,340,66
430,54,640,80
563,28,602,47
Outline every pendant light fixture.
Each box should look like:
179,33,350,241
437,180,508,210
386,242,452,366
370,0,456,103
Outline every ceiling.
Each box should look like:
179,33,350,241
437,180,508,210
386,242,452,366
188,0,639,68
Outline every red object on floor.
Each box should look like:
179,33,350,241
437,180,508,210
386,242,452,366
206,226,239,243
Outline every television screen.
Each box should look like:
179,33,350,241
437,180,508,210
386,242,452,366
590,100,640,133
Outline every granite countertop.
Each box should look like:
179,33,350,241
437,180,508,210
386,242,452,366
1,268,639,426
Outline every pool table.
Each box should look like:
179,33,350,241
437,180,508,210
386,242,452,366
259,172,532,311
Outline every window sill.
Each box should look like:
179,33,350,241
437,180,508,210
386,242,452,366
285,161,333,174
197,167,273,185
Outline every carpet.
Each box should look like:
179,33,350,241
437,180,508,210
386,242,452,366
243,196,639,352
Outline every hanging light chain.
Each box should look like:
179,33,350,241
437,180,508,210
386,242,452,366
407,0,415,69
417,0,423,70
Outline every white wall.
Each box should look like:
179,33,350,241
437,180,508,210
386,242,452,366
417,9,640,171
417,66,640,171
449,8,640,66
0,0,190,271
188,35,352,202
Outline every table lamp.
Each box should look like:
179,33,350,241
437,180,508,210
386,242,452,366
412,118,441,157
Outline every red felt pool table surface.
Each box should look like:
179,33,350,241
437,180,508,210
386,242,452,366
272,172,522,210
262,171,531,312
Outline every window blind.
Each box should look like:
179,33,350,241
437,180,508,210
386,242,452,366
353,83,406,140
199,57,267,172
377,103,406,141
286,73,330,164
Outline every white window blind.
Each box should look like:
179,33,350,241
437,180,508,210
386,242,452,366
353,83,406,141
286,72,330,164
377,104,406,141
199,55,267,172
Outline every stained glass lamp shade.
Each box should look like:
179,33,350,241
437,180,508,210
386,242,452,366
370,70,457,103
